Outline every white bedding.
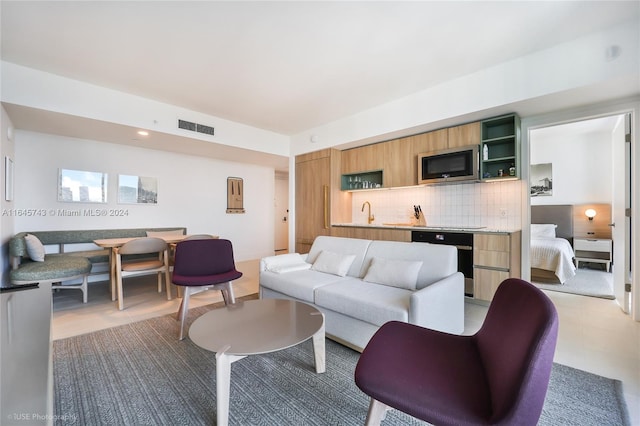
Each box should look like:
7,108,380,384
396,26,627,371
531,237,576,283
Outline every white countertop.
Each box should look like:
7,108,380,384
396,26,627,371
332,223,520,234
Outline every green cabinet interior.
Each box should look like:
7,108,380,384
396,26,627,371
480,114,521,180
341,170,383,190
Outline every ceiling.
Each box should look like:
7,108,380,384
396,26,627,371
1,1,638,168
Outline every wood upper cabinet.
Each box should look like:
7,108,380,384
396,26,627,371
412,128,448,154
296,149,348,253
341,143,384,175
448,121,481,148
383,137,414,187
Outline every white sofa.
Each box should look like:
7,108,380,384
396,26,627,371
259,236,465,352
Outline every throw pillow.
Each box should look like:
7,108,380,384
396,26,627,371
363,257,423,290
24,234,46,262
263,253,311,274
531,224,557,239
311,250,356,277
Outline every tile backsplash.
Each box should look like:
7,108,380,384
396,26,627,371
350,180,524,230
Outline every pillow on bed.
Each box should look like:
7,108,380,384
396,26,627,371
531,224,557,239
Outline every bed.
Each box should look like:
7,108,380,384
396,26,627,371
530,205,577,284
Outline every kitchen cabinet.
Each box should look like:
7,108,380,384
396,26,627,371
331,226,411,242
473,231,521,302
480,114,521,180
296,149,348,253
448,121,480,148
1,283,52,425
383,136,414,188
412,128,448,155
340,143,385,176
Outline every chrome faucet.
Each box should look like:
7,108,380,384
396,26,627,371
362,201,374,224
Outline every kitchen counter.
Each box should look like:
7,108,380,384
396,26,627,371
332,223,520,234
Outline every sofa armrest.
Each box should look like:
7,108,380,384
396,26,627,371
409,271,465,335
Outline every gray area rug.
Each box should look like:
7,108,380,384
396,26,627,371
53,302,630,426
534,268,615,299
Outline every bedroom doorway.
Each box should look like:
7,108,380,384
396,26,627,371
528,112,631,312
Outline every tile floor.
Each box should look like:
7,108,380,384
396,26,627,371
52,262,639,425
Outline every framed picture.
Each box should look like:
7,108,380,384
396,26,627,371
226,177,245,213
118,175,158,204
530,163,553,197
5,156,14,201
58,169,108,203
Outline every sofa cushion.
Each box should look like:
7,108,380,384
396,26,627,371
307,236,372,278
362,241,457,290
24,234,46,262
363,257,423,290
260,269,345,303
311,250,356,277
315,278,410,326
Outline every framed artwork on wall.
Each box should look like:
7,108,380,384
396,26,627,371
530,163,553,197
118,175,158,204
226,177,245,213
58,169,108,203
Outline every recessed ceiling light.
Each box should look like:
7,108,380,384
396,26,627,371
137,130,149,136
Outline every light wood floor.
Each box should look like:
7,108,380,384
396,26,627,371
52,262,639,424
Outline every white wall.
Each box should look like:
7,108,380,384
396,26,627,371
290,21,639,154
530,131,613,205
12,131,275,261
1,107,16,285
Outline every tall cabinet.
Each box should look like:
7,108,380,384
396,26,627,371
295,149,348,253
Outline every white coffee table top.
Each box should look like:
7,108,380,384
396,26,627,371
189,298,324,356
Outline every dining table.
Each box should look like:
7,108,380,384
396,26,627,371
93,234,218,301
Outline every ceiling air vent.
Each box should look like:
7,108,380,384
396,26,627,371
178,119,214,136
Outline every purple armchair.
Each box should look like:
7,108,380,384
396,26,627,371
172,239,242,340
355,278,558,426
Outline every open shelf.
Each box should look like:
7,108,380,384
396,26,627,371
480,114,520,180
341,170,383,190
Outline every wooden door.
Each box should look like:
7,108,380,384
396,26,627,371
295,153,331,253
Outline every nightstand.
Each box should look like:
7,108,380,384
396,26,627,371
573,238,612,272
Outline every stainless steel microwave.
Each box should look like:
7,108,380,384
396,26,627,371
418,145,479,184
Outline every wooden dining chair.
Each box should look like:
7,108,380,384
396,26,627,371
114,237,171,310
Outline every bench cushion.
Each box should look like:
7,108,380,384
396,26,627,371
10,255,92,283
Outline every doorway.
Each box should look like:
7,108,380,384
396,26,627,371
527,112,632,312
274,171,289,254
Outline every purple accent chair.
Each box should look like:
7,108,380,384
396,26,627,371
171,239,243,340
355,278,558,426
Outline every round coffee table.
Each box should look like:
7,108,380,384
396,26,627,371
189,298,325,426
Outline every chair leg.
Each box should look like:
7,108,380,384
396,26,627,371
177,287,192,340
365,399,391,426
116,271,125,311
222,282,236,305
81,274,88,304
157,271,162,293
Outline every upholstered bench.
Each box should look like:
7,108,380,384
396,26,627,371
9,227,186,303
